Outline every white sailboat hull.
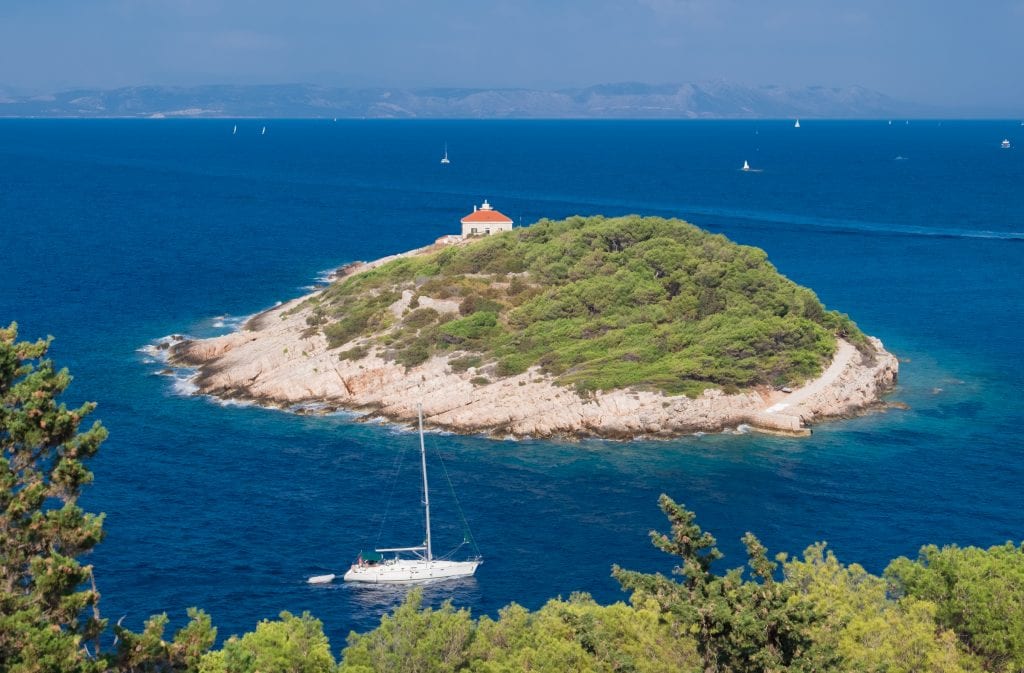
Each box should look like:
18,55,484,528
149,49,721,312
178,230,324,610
343,558,480,584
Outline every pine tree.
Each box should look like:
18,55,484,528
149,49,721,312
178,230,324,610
613,493,835,673
0,322,108,672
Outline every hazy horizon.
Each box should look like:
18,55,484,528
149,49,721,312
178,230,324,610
1,1,1022,113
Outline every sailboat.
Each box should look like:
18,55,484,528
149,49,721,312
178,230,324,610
440,143,450,164
794,119,801,128
232,124,237,135
741,160,751,172
261,126,267,136
343,405,481,583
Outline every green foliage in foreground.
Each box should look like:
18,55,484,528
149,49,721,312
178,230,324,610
199,611,336,673
308,216,874,396
1,322,108,672
340,590,696,673
886,542,1024,671
5,324,1024,673
0,324,218,673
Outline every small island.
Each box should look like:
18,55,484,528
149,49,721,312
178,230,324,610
168,214,898,438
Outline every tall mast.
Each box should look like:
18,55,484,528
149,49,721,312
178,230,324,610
418,404,432,561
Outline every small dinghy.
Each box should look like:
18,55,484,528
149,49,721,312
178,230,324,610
307,573,336,584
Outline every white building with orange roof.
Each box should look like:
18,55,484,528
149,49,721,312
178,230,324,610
460,200,513,237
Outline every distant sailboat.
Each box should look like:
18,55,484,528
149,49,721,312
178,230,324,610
742,160,751,172
232,124,237,135
440,143,450,165
794,119,801,128
261,126,267,136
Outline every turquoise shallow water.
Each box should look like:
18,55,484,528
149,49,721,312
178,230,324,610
1,119,1022,642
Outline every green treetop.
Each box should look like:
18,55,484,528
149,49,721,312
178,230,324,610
612,494,835,673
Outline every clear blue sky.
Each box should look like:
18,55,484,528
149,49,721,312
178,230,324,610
2,0,1022,109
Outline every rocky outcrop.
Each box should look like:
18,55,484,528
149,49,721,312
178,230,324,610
167,282,899,440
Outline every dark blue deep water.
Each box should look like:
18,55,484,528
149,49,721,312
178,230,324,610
1,119,1022,646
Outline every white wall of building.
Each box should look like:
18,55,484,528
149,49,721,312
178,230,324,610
461,220,513,237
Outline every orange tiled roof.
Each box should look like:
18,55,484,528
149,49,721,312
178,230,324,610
461,208,513,224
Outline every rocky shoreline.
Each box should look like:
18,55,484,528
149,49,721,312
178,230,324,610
163,254,899,440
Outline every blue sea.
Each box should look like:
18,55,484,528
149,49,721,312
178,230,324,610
1,119,1022,645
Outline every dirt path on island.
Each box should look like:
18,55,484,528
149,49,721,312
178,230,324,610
761,339,858,416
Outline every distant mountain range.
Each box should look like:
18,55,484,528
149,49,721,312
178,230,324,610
0,82,939,119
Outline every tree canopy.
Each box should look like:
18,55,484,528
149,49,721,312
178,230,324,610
886,542,1024,671
1,322,108,671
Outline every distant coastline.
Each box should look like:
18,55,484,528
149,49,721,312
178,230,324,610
161,219,899,440
0,81,942,119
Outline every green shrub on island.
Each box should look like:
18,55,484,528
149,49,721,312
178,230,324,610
337,344,369,361
308,216,873,394
448,354,483,372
